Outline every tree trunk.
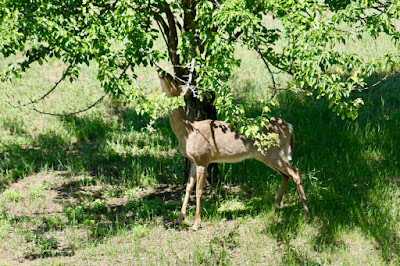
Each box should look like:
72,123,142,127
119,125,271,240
180,0,219,185
163,0,219,184
184,91,219,185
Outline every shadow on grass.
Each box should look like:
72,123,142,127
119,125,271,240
196,71,400,263
0,108,181,188
1,72,399,262
263,71,400,262
0,107,186,259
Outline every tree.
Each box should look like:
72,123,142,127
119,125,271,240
1,0,399,176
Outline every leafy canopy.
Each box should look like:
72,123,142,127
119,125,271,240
1,0,399,131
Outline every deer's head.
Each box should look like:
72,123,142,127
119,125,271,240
158,70,182,97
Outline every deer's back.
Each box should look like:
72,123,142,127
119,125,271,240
183,117,292,165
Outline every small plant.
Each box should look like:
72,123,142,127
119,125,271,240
3,189,24,202
124,187,144,200
92,199,108,214
64,204,99,226
32,235,58,256
131,224,150,239
217,199,248,213
28,183,47,199
64,205,85,225
0,219,12,239
45,214,67,230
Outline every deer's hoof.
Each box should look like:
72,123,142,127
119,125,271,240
176,218,192,227
189,225,199,232
302,208,310,219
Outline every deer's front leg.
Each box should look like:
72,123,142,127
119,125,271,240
178,163,196,226
191,165,207,231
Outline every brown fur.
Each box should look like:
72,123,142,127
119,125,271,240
159,73,309,230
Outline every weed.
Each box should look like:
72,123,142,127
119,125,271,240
3,189,24,202
64,204,88,226
28,183,47,199
217,198,248,213
44,214,67,231
0,219,12,239
92,199,108,214
124,187,144,200
131,224,150,239
31,235,58,257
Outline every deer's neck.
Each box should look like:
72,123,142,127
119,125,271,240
168,106,192,139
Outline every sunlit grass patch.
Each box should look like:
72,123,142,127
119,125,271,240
0,219,12,239
2,189,24,202
131,224,150,239
28,183,47,199
217,199,248,213
333,229,385,265
124,187,148,200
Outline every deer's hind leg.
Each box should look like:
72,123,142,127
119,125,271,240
274,172,289,208
258,157,309,215
285,163,309,215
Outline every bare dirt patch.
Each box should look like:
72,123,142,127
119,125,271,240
1,171,209,264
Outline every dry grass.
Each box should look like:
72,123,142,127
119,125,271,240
0,168,395,265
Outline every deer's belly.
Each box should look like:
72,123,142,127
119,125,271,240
211,152,255,164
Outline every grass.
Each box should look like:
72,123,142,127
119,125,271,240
0,27,400,265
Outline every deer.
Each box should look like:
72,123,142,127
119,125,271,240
158,70,309,231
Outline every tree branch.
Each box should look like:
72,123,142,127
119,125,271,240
353,71,394,92
19,46,54,72
254,43,278,101
24,60,132,116
153,13,169,47
28,92,107,117
6,63,74,108
155,64,210,96
160,3,182,78
92,1,117,11
182,0,199,77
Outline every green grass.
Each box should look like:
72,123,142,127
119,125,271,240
0,28,400,265
2,188,24,202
